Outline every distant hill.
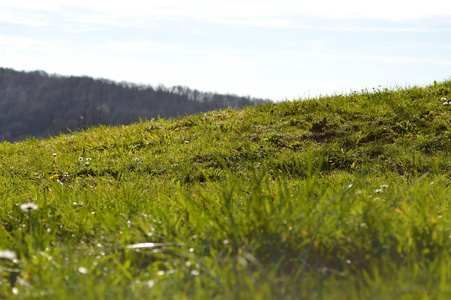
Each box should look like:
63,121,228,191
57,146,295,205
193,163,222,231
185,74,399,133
0,67,268,142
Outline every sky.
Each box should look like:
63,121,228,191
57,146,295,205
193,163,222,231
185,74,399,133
1,0,451,101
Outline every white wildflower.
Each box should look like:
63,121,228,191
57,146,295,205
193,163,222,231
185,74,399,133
20,203,38,212
0,250,17,260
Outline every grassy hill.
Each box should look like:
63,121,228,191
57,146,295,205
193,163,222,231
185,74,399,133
0,80,450,299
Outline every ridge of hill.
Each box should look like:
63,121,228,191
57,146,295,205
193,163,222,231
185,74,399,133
0,67,267,142
0,79,450,298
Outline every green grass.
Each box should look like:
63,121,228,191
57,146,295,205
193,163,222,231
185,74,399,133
1,80,451,299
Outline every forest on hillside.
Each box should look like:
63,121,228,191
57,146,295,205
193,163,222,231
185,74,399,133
0,67,268,142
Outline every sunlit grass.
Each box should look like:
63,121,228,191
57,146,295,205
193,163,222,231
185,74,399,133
0,80,451,298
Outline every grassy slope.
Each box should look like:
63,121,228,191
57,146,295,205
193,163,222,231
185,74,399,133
0,81,451,299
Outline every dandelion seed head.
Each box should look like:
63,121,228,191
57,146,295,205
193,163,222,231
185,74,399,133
0,249,17,260
20,203,38,212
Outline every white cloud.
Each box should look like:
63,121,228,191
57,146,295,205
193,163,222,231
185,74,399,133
289,0,451,21
0,8,52,26
0,0,60,11
0,34,51,49
2,0,451,30
61,0,451,22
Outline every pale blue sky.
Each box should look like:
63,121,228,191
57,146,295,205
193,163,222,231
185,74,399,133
1,0,450,101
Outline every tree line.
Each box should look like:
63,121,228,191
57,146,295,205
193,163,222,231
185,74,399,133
0,67,269,142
